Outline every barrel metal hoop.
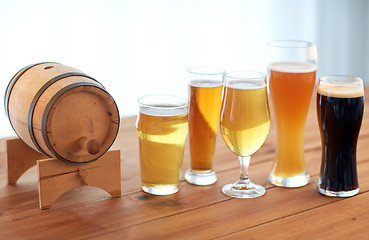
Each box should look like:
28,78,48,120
28,72,103,157
41,82,105,163
4,62,58,118
4,63,59,152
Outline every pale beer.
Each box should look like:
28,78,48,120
137,95,188,195
219,71,270,198
220,82,270,157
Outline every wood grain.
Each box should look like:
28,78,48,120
6,62,119,163
37,149,121,209
0,88,368,239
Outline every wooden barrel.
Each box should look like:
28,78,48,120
5,62,120,163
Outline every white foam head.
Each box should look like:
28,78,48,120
227,81,266,90
140,106,188,116
138,95,188,116
225,71,266,89
268,62,317,73
189,79,223,88
318,75,364,98
318,84,364,98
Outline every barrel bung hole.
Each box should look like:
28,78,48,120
44,66,54,70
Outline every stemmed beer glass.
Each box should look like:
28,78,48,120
220,71,270,198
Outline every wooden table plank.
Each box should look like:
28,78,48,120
82,158,369,240
1,138,368,239
0,88,367,239
219,189,369,240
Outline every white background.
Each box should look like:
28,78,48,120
0,0,368,137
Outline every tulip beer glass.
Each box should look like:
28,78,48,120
136,95,189,195
268,40,317,187
317,75,364,197
185,67,225,185
220,71,270,198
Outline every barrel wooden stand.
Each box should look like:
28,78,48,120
6,137,121,210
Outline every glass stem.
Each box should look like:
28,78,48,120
238,156,251,185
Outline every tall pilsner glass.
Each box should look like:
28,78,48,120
185,67,225,185
220,71,270,198
268,40,317,187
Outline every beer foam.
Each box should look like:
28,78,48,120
190,79,223,88
317,84,364,98
140,106,187,117
228,81,266,90
268,62,317,73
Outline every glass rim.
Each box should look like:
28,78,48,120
225,71,266,80
187,66,225,76
268,40,315,49
137,94,188,110
319,75,363,84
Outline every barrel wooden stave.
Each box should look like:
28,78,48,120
6,62,120,163
7,63,83,152
34,82,119,162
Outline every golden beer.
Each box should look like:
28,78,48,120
220,83,270,157
185,66,224,186
219,71,270,198
188,80,223,170
137,96,188,195
268,62,316,179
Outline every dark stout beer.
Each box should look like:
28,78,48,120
317,81,364,196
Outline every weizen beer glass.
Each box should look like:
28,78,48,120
136,95,189,195
317,75,364,197
185,67,225,185
220,71,270,198
268,40,317,187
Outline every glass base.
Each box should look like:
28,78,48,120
268,171,310,188
142,185,178,195
222,181,265,198
318,186,359,197
185,169,217,186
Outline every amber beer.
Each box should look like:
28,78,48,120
317,76,364,197
268,62,317,185
185,66,224,186
220,83,270,157
188,80,223,170
136,95,188,195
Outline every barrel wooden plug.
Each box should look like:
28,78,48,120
78,136,101,155
5,62,120,163
5,62,122,210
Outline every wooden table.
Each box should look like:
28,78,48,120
1,88,368,240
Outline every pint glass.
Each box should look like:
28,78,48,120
317,75,364,197
185,67,224,185
267,40,317,187
136,95,189,195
